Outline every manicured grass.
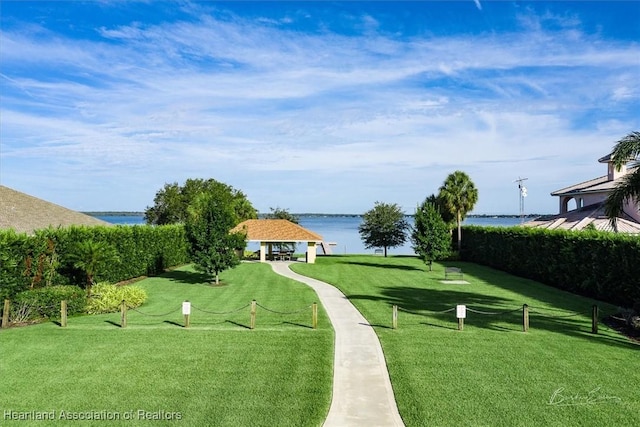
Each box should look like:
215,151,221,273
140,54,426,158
0,263,333,427
292,255,640,427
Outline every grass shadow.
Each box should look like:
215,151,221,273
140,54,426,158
282,321,314,329
163,320,184,327
420,322,458,331
226,320,251,330
104,320,122,328
343,260,424,272
161,269,211,285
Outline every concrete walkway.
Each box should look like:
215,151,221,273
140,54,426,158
270,262,405,427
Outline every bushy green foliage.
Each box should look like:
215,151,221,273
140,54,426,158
358,202,409,257
460,226,640,307
144,178,258,225
185,193,246,284
14,285,86,320
86,282,147,314
0,224,190,300
0,230,28,301
412,197,451,269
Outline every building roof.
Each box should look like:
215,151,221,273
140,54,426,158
551,164,639,197
550,175,616,197
523,202,640,233
231,219,323,242
0,185,111,234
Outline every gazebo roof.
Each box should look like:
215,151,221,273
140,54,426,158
231,219,323,242
0,185,111,234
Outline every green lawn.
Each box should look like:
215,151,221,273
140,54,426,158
0,263,333,427
291,255,640,427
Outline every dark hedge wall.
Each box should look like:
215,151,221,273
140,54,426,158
0,224,190,300
459,226,640,308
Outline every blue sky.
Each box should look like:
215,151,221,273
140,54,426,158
1,1,639,214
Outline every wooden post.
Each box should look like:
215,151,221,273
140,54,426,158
456,305,465,331
121,300,127,328
2,299,10,329
522,304,529,332
183,300,191,328
392,305,398,329
592,305,598,334
250,300,257,330
312,303,318,329
61,300,67,327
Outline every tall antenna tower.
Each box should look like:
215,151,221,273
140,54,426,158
514,177,528,223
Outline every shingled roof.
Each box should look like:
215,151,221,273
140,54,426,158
231,219,323,242
0,185,111,234
523,202,640,233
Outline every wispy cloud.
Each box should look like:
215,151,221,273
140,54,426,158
1,3,638,213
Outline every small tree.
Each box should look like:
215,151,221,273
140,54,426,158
69,240,119,296
185,194,246,285
358,202,409,257
412,196,451,271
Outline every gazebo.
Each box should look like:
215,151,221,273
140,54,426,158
231,219,323,263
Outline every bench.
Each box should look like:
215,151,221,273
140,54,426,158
374,249,384,256
445,267,463,280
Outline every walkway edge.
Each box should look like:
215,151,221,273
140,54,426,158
270,262,405,427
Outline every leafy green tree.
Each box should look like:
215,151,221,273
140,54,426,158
145,178,257,225
425,193,456,229
412,196,451,271
69,240,120,296
438,171,479,252
266,207,299,224
605,131,640,229
185,194,247,285
358,202,409,257
266,207,299,252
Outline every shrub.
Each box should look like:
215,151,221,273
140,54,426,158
86,282,147,314
14,285,86,320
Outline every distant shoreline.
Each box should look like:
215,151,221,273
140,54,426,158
85,212,545,218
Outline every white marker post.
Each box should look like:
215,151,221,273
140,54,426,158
456,304,466,331
182,301,191,328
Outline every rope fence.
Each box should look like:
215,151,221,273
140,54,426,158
0,298,630,337
0,298,318,330
392,303,605,333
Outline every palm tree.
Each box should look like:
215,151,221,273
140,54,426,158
605,131,640,229
70,240,119,296
438,171,479,252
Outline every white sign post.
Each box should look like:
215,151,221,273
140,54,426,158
182,301,191,328
456,304,466,331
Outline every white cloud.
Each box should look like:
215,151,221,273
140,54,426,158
1,5,638,213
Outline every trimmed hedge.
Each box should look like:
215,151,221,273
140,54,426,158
14,285,86,320
460,226,640,308
0,224,190,300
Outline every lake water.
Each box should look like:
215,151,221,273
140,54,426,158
94,214,529,256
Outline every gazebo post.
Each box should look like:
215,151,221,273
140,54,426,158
306,242,317,264
260,242,267,262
